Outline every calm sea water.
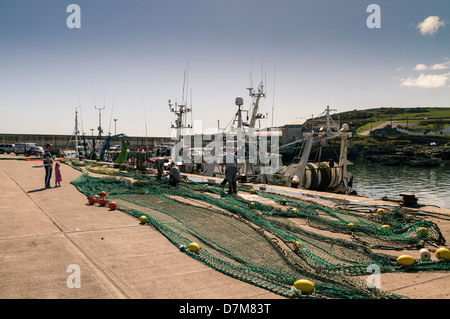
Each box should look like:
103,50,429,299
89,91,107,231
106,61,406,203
347,159,450,209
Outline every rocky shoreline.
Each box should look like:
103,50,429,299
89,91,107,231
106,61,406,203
360,146,450,167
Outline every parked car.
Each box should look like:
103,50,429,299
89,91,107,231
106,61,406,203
109,145,121,151
29,146,45,157
0,144,15,154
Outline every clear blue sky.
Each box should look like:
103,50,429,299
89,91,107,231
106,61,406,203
1,0,449,137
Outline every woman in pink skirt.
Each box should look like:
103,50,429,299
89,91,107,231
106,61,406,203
54,162,62,187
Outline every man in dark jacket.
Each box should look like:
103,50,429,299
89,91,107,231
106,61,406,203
43,144,53,189
164,162,181,186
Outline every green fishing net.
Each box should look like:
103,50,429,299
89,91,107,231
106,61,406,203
65,160,450,299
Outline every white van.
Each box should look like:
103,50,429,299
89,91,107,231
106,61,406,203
14,143,38,155
0,144,15,154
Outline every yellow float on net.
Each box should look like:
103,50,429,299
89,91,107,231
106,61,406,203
380,225,391,231
396,255,415,266
415,227,429,238
376,208,386,216
249,202,256,209
188,242,200,253
293,279,315,295
249,189,256,194
292,241,303,251
348,222,356,228
436,247,450,260
139,215,148,224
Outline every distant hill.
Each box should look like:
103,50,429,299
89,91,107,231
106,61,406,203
307,107,450,134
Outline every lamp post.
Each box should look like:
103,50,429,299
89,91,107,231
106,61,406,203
114,118,118,135
90,128,95,159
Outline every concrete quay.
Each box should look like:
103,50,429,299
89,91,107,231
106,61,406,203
1,155,450,299
0,156,280,299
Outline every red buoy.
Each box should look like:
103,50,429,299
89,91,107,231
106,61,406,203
98,197,107,206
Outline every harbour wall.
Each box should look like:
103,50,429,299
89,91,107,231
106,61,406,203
0,133,172,151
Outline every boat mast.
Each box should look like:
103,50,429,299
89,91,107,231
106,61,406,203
234,81,265,177
169,65,193,143
75,107,79,157
169,99,191,144
248,82,265,130
325,105,337,135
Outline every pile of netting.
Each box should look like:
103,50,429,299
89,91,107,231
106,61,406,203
66,162,450,299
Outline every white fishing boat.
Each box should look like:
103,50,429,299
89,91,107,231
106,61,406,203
165,68,353,194
167,77,283,183
282,106,353,194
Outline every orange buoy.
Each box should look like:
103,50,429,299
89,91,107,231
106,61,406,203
88,196,96,205
100,191,107,197
98,197,107,206
109,201,118,210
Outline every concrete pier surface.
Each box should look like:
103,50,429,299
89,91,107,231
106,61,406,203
0,156,280,299
1,155,449,299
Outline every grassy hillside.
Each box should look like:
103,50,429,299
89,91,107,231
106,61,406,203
327,107,450,133
299,107,450,148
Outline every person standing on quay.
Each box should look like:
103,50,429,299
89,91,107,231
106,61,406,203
222,151,238,194
155,158,169,179
54,162,62,187
43,144,53,189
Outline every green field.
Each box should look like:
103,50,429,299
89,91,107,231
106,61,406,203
328,107,450,133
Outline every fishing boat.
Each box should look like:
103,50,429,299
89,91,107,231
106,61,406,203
282,106,353,194
219,81,283,183
167,78,283,183
164,67,353,195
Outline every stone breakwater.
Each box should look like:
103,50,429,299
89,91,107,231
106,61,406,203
361,146,450,167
